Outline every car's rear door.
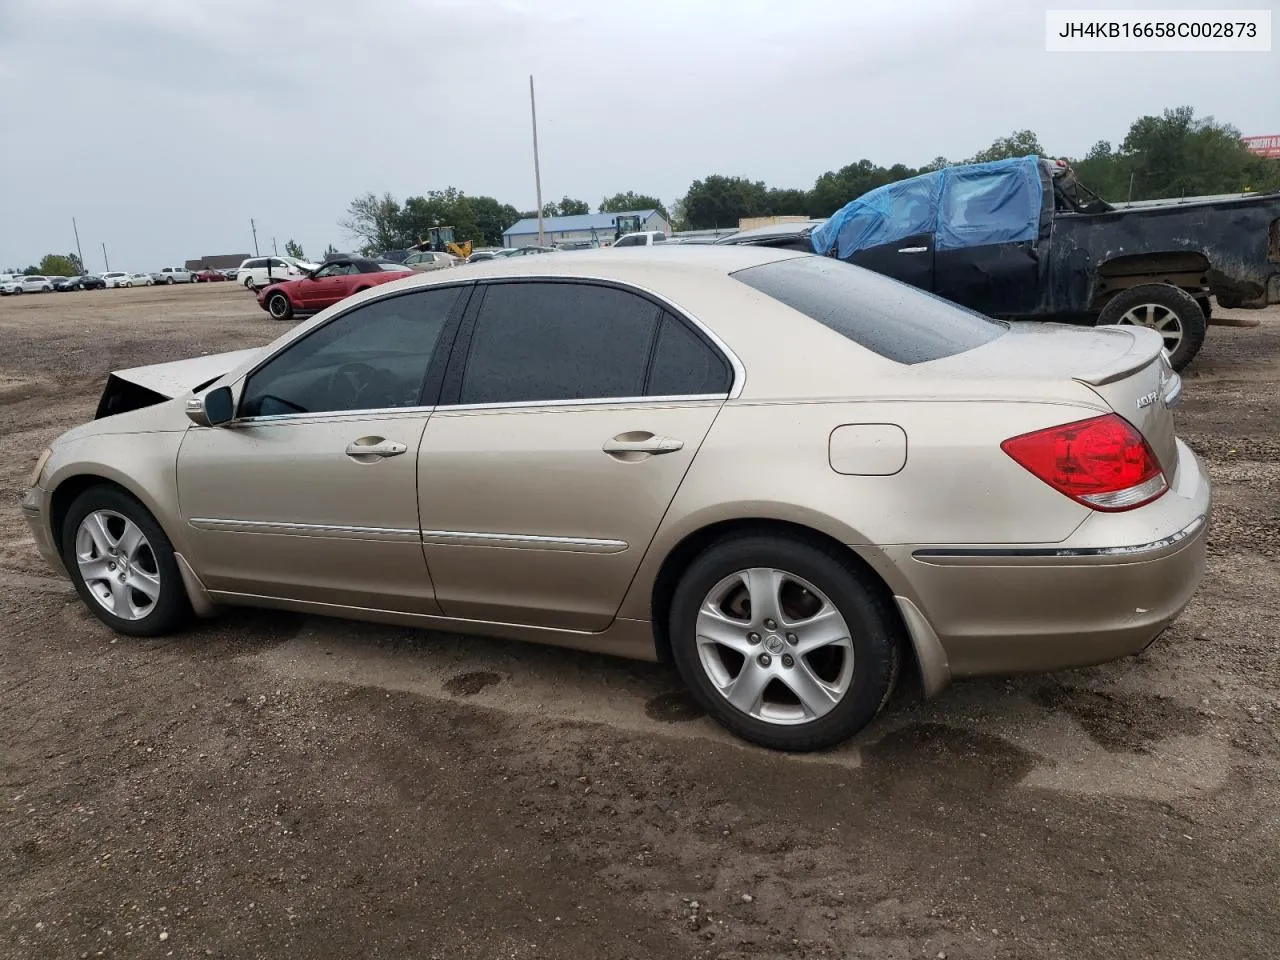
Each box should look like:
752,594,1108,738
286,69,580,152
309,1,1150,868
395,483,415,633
417,280,733,631
176,284,471,612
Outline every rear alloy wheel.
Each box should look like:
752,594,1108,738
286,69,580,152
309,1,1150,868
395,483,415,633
61,485,190,636
267,291,293,321
1096,283,1205,372
669,535,899,751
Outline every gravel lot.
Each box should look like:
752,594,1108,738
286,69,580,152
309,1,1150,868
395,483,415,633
1,282,1277,959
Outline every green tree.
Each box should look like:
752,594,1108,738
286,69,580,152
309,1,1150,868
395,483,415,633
323,243,339,258
680,176,771,229
764,187,810,216
967,129,1046,163
600,191,669,223
1117,106,1270,199
340,191,404,254
468,196,522,246
555,197,590,216
809,160,921,218
284,239,305,260
37,253,82,276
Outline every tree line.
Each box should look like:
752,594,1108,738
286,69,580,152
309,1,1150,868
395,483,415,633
338,105,1278,252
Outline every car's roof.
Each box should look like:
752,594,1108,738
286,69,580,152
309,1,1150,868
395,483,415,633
419,244,807,282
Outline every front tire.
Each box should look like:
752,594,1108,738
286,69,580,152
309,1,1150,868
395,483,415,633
243,277,257,291
1096,284,1206,372
266,291,293,321
60,485,191,637
165,276,175,285
669,534,900,751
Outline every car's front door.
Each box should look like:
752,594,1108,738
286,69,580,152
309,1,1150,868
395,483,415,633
418,280,734,631
931,167,1046,317
176,284,469,612
294,262,343,309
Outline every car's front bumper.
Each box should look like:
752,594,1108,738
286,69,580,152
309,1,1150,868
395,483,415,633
22,485,61,571
876,438,1211,683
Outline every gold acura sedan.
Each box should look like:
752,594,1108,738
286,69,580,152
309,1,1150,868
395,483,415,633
22,247,1210,750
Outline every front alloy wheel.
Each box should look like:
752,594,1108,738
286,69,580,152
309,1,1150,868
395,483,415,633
75,510,161,621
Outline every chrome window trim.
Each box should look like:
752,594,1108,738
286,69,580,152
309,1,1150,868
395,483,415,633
436,393,728,414
235,405,436,425
420,530,628,553
912,515,1205,564
226,271,744,424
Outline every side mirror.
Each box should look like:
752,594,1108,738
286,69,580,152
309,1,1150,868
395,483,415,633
186,386,235,427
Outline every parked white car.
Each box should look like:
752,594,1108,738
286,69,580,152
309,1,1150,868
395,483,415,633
610,231,668,248
120,273,154,288
236,256,317,290
1,275,55,294
151,266,193,284
99,272,131,288
403,250,457,272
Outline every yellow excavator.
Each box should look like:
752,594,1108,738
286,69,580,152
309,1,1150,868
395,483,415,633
412,226,472,260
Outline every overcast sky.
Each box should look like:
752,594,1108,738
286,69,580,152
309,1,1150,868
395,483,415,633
1,0,1275,271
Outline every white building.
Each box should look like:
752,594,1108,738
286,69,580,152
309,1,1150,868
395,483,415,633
502,209,671,248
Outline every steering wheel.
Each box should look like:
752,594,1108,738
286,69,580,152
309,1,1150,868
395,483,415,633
324,362,380,409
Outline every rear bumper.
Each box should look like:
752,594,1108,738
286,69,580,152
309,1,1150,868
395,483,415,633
875,438,1210,684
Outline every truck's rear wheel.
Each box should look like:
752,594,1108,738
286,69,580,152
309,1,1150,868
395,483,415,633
1096,284,1205,372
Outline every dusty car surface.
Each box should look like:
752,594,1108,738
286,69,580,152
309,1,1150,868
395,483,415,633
22,247,1210,750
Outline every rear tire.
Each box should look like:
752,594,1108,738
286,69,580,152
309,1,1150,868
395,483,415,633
243,277,256,292
668,534,899,751
60,485,191,637
1096,283,1205,372
267,291,293,321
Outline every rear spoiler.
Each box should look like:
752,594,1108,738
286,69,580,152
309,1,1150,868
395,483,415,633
1072,325,1182,407
1073,325,1165,386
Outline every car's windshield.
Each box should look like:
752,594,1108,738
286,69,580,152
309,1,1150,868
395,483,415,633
732,256,1007,364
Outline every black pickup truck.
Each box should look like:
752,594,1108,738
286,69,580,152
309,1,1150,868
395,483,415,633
719,156,1280,370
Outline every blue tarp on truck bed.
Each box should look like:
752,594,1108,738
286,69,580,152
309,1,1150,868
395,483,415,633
810,155,1043,258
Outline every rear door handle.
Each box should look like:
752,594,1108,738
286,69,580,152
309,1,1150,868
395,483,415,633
603,433,684,455
345,437,407,461
897,246,928,254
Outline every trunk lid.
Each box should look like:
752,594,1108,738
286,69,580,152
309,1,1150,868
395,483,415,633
925,322,1181,479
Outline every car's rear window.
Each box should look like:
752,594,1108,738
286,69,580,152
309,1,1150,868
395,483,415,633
731,256,1007,364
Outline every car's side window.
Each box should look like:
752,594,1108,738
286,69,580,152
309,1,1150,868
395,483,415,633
646,312,731,396
457,282,659,405
239,287,460,418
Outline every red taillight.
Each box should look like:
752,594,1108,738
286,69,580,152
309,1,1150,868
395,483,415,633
1001,414,1167,511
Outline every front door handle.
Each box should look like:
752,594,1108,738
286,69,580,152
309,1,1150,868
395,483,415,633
602,432,684,457
897,246,929,254
345,436,407,461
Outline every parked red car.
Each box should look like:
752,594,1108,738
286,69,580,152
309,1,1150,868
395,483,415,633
256,257,412,320
193,269,227,282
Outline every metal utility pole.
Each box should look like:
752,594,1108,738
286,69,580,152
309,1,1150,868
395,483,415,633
251,218,260,256
530,75,545,247
272,237,278,256
1127,172,1135,202
101,243,109,271
72,218,86,273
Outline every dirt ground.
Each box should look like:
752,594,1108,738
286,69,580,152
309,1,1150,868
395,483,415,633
1,282,1277,960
